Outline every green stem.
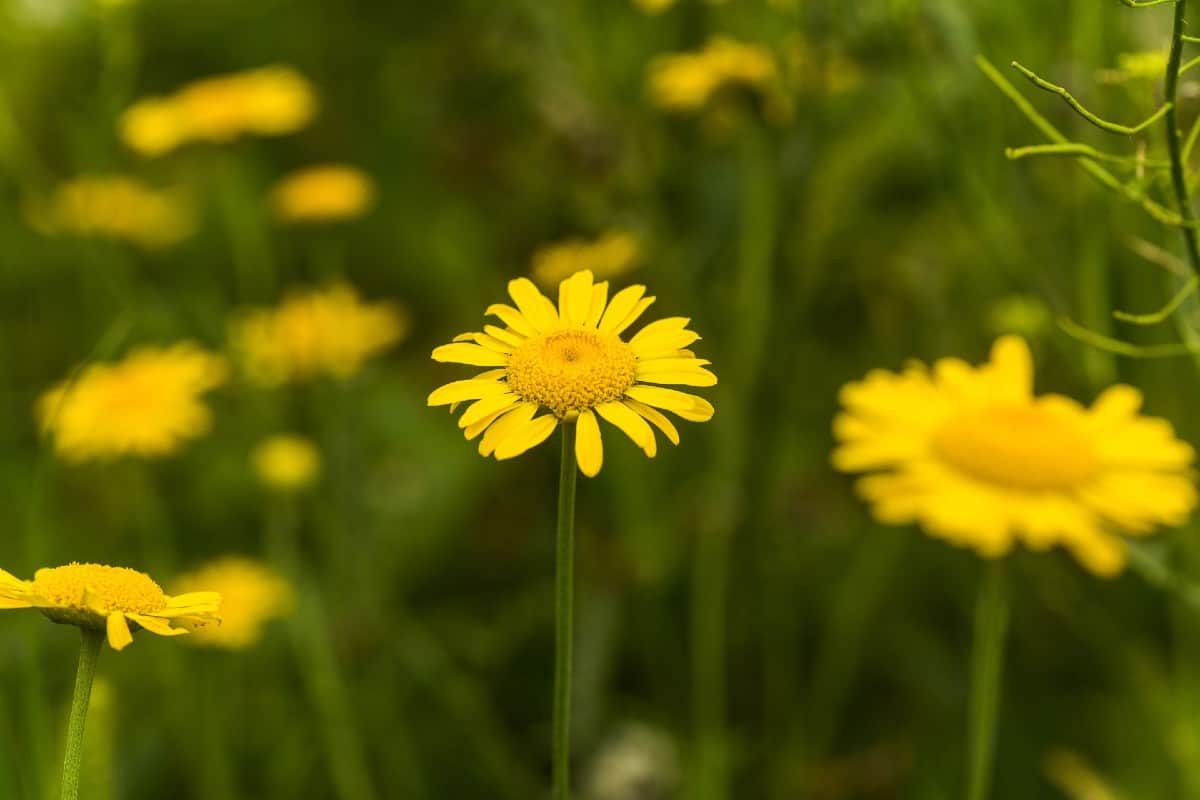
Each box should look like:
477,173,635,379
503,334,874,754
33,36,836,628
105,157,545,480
1165,0,1200,276
60,628,103,800
965,563,1009,800
553,422,578,800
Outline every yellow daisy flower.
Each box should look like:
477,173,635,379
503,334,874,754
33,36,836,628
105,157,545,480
531,231,641,287
172,557,293,650
428,269,716,477
0,563,221,651
24,175,194,249
119,65,317,157
38,343,229,463
648,37,778,112
833,336,1197,576
228,284,408,385
270,164,375,223
251,434,321,491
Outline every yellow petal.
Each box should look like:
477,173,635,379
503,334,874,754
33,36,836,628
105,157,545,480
485,304,537,337
427,379,510,407
623,398,680,445
471,333,514,354
432,343,508,367
479,403,538,457
508,278,560,332
626,385,714,422
575,410,604,476
495,415,558,460
459,393,521,428
107,612,134,651
598,285,646,332
162,591,222,616
610,297,656,336
635,370,717,387
128,614,188,637
558,270,594,326
585,282,609,328
595,401,656,456
483,325,526,347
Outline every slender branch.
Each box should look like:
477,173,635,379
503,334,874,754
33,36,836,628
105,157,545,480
1121,0,1178,7
1183,114,1200,162
1058,316,1200,357
1113,276,1199,323
1164,0,1200,274
1012,61,1173,134
1005,143,1170,168
1184,34,1200,43
1181,53,1200,76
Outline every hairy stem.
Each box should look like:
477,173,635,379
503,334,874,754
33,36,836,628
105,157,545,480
60,628,103,800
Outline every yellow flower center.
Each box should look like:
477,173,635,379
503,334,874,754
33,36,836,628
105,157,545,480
506,328,638,418
932,405,1099,491
33,563,166,615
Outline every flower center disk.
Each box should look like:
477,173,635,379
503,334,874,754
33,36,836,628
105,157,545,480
931,405,1098,491
506,328,638,418
33,564,166,615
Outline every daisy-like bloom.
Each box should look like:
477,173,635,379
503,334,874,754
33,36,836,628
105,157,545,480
532,231,641,288
172,557,293,650
833,336,1197,576
428,269,715,477
24,176,194,249
0,563,221,651
251,434,321,491
228,284,407,385
647,37,778,112
270,164,375,223
38,343,228,463
119,65,317,157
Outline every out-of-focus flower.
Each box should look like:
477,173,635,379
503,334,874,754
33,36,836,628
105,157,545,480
229,284,407,385
532,231,641,287
833,336,1197,576
0,563,220,651
786,36,864,96
25,176,194,249
38,344,228,463
647,37,779,112
583,723,679,800
120,66,317,157
1098,51,1169,84
987,294,1051,340
1042,749,1118,800
270,164,375,223
428,269,715,477
172,557,293,649
251,434,321,491
631,0,676,13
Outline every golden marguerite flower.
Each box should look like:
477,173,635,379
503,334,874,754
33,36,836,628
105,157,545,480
0,563,221,651
25,176,194,249
120,65,317,157
428,269,715,477
532,231,641,287
270,164,375,223
172,557,293,650
833,336,1197,576
647,37,778,112
38,343,228,463
251,434,321,491
228,284,407,385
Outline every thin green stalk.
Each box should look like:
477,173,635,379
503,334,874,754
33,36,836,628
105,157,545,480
1164,0,1200,276
553,422,578,800
965,563,1009,800
60,628,103,800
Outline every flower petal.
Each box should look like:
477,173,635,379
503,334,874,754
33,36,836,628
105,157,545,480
459,393,521,428
428,379,511,407
107,612,134,651
610,297,657,336
635,369,717,387
484,325,526,348
485,304,537,338
508,278,560,332
558,270,595,326
495,415,558,460
432,342,508,367
598,285,646,333
479,403,538,457
128,614,189,637
626,385,714,422
585,282,609,328
623,399,680,445
596,401,656,457
575,410,604,476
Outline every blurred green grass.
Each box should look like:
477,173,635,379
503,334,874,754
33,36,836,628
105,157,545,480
4,0,1200,797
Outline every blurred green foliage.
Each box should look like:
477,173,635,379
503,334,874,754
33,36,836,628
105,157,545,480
4,0,1200,798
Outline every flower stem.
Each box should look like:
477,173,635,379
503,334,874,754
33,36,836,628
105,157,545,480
1165,0,1200,276
553,421,578,800
965,563,1009,800
60,627,103,800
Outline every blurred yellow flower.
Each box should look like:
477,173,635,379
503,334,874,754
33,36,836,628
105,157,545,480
428,269,715,477
1099,51,1169,84
229,284,408,385
987,294,1051,340
833,336,1197,576
1042,749,1118,800
25,176,194,249
120,65,317,157
532,231,641,287
632,0,676,13
172,557,293,649
251,434,321,491
38,343,228,463
0,563,220,651
270,164,375,223
648,37,778,112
